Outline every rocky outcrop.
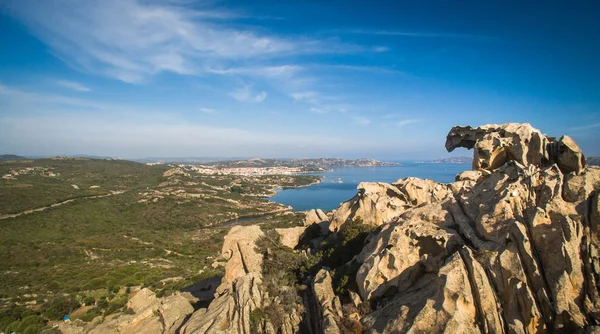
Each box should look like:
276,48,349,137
180,225,266,333
276,226,307,249
305,209,328,226
446,123,586,175
84,122,597,334
329,179,453,232
347,124,599,333
355,203,464,300
66,288,195,334
312,269,343,334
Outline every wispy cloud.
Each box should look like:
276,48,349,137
4,0,368,83
291,91,320,104
230,85,267,103
313,64,405,75
397,119,422,127
351,116,371,126
199,108,216,114
57,80,91,92
338,29,491,40
568,122,600,131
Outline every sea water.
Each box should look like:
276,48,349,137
269,162,470,212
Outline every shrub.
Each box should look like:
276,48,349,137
79,308,100,322
230,185,243,194
16,315,45,332
0,315,18,332
249,308,265,333
42,295,81,320
22,323,46,334
83,296,96,306
96,298,108,309
4,320,20,334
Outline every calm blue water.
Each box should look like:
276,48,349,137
270,163,470,212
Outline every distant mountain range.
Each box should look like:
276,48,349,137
588,156,600,166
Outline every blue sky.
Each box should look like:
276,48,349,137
0,1,599,159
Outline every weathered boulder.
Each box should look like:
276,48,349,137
275,226,306,249
220,225,265,284
329,182,409,231
356,204,464,300
563,166,600,202
455,170,484,182
557,135,586,174
180,225,265,333
88,290,193,334
179,273,264,333
446,123,586,174
305,208,328,226
361,252,480,333
393,177,453,205
312,269,343,334
127,288,156,313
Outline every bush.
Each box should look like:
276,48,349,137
83,296,96,306
22,323,45,334
16,315,45,332
230,185,243,194
96,298,109,309
4,320,20,333
0,315,18,332
79,308,100,322
43,295,81,320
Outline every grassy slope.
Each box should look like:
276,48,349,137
0,159,315,309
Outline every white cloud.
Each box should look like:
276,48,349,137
229,85,267,103
4,0,364,83
568,122,600,131
351,116,371,126
397,119,422,127
199,108,216,114
291,91,320,103
57,80,91,92
3,0,297,82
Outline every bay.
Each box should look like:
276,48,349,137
269,162,470,212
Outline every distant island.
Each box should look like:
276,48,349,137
205,158,400,170
418,156,472,164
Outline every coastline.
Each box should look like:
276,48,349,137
262,175,324,197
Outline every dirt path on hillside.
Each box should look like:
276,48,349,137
0,191,126,220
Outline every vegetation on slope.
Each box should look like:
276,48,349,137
0,158,318,332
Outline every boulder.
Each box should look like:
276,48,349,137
355,201,464,300
312,269,343,334
329,182,409,231
361,252,480,333
127,288,156,313
446,123,586,175
455,170,483,182
88,290,193,334
275,226,306,249
305,208,328,226
220,225,264,284
557,135,586,175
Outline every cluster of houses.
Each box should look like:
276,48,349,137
1,167,58,180
186,165,304,176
